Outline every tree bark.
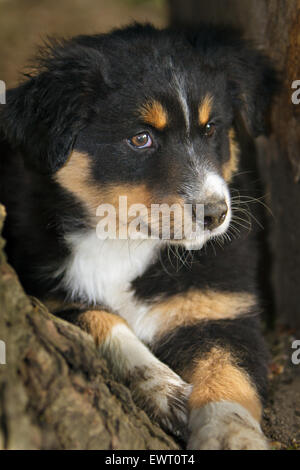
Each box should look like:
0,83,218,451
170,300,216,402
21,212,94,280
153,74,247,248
0,203,178,450
169,0,300,328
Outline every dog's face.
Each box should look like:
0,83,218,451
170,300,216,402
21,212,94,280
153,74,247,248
55,52,235,247
1,25,275,249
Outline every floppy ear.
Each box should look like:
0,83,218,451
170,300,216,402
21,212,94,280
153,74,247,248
224,45,277,137
190,26,277,137
0,41,109,173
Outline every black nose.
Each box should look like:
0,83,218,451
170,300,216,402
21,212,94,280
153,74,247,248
204,201,228,230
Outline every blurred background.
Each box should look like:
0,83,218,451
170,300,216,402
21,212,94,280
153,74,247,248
0,0,167,87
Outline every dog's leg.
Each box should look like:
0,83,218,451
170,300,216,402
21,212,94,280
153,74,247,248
57,308,191,437
185,346,269,450
152,314,270,450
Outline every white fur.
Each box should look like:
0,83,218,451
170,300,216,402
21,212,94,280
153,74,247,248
188,401,269,450
173,73,190,133
182,170,231,250
58,234,160,341
203,172,232,236
204,172,228,199
109,322,161,369
107,322,191,429
60,235,157,305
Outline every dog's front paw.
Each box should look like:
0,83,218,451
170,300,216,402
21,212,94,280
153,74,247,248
131,363,192,438
187,401,269,450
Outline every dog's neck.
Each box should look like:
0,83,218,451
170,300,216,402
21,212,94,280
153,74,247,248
60,230,160,311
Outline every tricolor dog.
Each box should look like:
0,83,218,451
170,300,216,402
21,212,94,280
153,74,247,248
0,24,276,449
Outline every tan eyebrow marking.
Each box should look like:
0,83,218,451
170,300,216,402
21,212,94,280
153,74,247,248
139,100,168,130
198,94,213,125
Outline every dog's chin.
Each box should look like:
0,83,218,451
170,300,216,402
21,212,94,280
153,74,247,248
168,234,208,251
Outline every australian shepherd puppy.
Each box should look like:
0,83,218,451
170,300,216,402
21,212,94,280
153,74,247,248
0,24,276,449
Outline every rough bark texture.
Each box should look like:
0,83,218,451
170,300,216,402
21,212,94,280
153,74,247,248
169,0,300,328
0,203,179,450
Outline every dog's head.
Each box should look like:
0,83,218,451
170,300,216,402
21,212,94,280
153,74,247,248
1,24,276,248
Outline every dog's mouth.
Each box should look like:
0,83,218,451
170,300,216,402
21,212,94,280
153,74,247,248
94,171,232,249
95,195,232,250
166,201,232,250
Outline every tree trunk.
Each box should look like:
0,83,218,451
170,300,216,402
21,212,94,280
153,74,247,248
169,0,300,328
0,203,178,450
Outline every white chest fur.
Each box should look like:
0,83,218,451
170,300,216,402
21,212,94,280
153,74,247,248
59,231,160,340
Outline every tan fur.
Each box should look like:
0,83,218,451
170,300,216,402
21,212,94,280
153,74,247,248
149,290,256,335
222,128,240,182
185,347,262,421
55,151,103,213
107,184,152,210
139,100,168,130
55,150,152,220
198,95,213,125
55,152,188,237
76,310,127,345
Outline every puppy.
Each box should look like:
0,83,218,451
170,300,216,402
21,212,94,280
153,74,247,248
0,24,276,449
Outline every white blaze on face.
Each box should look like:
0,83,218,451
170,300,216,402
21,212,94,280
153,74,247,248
183,171,231,250
172,71,190,135
203,172,231,232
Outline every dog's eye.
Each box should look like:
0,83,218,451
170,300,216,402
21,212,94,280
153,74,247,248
204,122,216,137
128,132,153,149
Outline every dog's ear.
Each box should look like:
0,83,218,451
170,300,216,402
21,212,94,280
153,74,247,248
0,41,110,173
190,26,277,137
224,43,277,137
